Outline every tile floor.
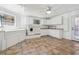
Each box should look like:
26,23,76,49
0,36,79,55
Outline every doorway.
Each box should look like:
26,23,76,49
72,16,79,41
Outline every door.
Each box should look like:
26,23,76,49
72,17,79,41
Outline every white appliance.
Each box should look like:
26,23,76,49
27,25,40,36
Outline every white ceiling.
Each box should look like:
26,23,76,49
20,4,79,18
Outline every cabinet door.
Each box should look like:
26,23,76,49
49,29,62,39
0,40,2,51
5,31,19,48
0,31,5,51
41,29,48,36
0,32,3,51
6,30,25,48
46,16,62,25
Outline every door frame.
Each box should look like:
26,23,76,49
71,15,79,41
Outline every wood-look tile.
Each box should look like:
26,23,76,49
0,36,79,55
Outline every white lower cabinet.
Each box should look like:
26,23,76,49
5,30,25,48
26,35,41,39
0,28,63,51
0,30,25,51
0,31,6,51
41,29,49,36
48,29,63,39
0,31,4,51
0,40,2,51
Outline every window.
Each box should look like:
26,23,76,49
0,15,3,27
74,17,79,36
3,15,14,25
0,14,15,26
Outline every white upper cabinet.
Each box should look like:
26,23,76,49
28,17,46,25
46,16,62,25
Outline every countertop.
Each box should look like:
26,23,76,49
0,28,25,32
40,28,63,30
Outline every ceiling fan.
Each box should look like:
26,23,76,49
45,6,52,15
44,6,53,20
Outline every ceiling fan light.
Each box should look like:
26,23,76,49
46,10,51,14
